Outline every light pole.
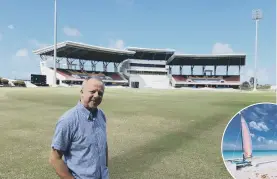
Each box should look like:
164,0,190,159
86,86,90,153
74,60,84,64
252,9,262,91
53,0,57,87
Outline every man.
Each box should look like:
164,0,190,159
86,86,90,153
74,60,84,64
49,77,109,179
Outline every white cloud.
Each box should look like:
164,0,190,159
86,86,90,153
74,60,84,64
249,121,269,132
267,140,277,145
257,136,266,142
63,26,81,37
8,25,14,30
251,135,277,150
15,48,29,57
28,39,50,49
254,143,277,150
6,56,40,80
109,39,125,49
222,142,241,150
254,137,277,149
0,44,42,80
250,111,259,119
250,133,255,138
254,107,268,116
212,43,234,54
240,68,271,85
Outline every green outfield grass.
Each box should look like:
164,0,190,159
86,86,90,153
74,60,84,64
0,87,275,179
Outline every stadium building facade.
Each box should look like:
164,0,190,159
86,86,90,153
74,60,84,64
33,41,246,89
120,47,174,88
168,54,245,89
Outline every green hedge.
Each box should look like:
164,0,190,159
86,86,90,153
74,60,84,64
1,79,9,85
257,85,271,90
13,80,26,87
0,78,26,87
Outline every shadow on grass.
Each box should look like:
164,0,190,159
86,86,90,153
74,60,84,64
209,99,265,110
109,112,229,179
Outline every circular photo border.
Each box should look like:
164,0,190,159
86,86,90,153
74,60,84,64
221,102,277,179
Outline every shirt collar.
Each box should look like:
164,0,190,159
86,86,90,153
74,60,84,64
76,101,98,121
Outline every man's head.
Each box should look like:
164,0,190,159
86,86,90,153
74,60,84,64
80,77,105,110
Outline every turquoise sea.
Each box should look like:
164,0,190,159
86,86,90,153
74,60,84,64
222,150,277,160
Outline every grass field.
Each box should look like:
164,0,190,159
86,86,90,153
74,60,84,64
0,87,275,179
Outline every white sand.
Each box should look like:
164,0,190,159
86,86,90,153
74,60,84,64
225,156,277,179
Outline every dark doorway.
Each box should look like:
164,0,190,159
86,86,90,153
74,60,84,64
131,81,139,88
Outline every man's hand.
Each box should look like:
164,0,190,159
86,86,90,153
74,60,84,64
62,177,75,179
49,148,75,179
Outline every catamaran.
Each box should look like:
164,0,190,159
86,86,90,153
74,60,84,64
227,113,253,170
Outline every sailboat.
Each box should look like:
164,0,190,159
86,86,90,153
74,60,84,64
227,113,253,170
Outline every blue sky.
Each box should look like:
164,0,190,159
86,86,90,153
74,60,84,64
222,103,277,151
0,0,275,84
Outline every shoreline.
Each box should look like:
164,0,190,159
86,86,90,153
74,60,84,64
224,156,277,179
224,154,277,161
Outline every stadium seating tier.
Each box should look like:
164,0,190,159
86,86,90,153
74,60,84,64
56,68,124,81
172,75,240,83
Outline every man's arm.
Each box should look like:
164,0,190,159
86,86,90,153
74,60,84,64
50,117,74,179
103,111,108,167
49,148,74,179
106,143,108,167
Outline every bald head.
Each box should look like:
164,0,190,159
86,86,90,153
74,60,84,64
80,77,105,109
81,77,105,91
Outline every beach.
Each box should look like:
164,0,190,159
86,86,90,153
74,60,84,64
224,156,277,179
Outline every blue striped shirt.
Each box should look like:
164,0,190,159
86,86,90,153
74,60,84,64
51,101,109,179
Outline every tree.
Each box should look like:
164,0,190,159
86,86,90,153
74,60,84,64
13,80,26,87
1,79,9,85
241,81,251,90
249,77,258,87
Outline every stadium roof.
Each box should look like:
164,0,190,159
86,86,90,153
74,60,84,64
33,41,135,63
126,47,175,60
167,54,246,66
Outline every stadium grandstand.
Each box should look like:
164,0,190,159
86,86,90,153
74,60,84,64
32,41,246,89
33,41,134,87
168,54,246,89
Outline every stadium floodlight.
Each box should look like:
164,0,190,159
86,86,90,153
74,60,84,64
252,9,262,91
53,0,57,87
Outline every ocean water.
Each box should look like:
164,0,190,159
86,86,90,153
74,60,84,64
222,150,277,160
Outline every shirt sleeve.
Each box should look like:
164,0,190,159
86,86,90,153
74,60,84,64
99,109,107,123
51,118,72,152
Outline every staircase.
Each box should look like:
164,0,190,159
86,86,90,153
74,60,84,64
24,81,37,88
118,72,127,81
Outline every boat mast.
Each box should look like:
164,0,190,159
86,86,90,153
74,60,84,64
240,112,245,161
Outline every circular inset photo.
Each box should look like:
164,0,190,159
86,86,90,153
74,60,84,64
221,102,277,179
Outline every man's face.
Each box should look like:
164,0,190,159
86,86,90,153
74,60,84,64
81,79,104,109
